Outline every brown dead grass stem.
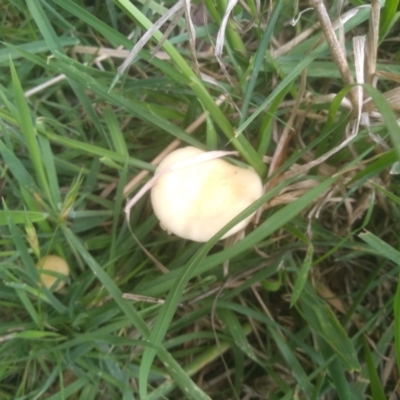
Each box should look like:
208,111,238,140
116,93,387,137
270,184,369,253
309,0,358,110
365,0,380,86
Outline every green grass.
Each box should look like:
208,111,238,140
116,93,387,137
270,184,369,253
1,0,400,399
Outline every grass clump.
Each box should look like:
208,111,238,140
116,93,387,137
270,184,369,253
1,0,400,399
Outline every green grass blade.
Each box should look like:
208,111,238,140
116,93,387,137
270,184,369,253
104,107,129,157
205,113,218,150
14,289,42,328
268,324,314,395
0,139,39,193
2,200,40,286
395,281,400,376
146,325,252,399
358,231,400,265
36,129,62,208
291,242,314,307
108,163,128,275
13,330,62,340
57,172,84,224
318,338,353,400
152,349,212,400
379,0,400,40
218,309,258,363
0,211,48,226
363,84,400,160
0,38,78,63
363,338,386,400
237,55,312,135
257,79,294,156
369,180,400,206
359,230,400,379
44,377,90,400
10,60,52,201
348,150,398,185
26,0,64,52
298,284,360,372
39,127,154,171
240,0,284,124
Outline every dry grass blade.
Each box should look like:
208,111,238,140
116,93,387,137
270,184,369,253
353,35,366,134
336,2,346,62
309,0,357,110
72,45,169,60
363,87,400,113
256,71,307,222
291,5,313,27
149,8,185,61
213,0,239,86
215,0,238,59
122,293,165,304
25,43,171,98
128,228,170,274
182,0,200,74
267,72,307,187
274,6,368,57
117,0,184,76
365,0,380,85
375,70,400,83
283,146,338,181
24,74,66,98
236,0,261,33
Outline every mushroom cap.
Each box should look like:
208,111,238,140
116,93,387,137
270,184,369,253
36,255,70,292
150,146,263,242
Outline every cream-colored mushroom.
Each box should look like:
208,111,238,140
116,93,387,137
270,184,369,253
150,146,263,242
36,255,70,292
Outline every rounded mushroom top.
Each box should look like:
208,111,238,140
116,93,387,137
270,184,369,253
150,146,263,242
36,255,70,292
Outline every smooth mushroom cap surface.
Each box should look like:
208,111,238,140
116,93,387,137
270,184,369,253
150,146,263,242
36,255,70,292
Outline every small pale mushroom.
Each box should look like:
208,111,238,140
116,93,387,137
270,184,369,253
150,146,263,242
36,255,70,292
